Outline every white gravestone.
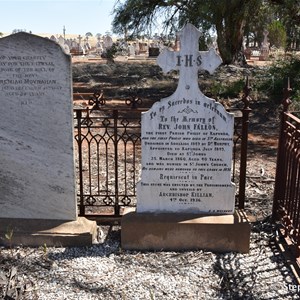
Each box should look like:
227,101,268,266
137,24,235,214
0,32,76,220
58,35,65,46
103,35,113,51
129,44,135,57
260,29,269,61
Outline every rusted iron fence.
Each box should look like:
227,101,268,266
74,85,251,219
273,84,300,257
74,99,144,218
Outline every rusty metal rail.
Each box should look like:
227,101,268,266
74,86,251,219
273,82,300,257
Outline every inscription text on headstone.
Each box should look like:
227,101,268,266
137,24,235,214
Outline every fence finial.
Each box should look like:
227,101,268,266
282,77,292,112
242,76,252,109
126,87,142,109
89,90,105,111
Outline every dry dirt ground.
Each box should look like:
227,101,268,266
72,59,280,221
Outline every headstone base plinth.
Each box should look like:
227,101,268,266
0,217,98,247
121,210,250,253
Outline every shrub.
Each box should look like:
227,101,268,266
257,55,300,105
208,79,245,99
268,20,287,49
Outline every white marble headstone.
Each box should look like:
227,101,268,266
262,29,269,49
129,44,135,56
0,32,76,220
137,24,235,214
103,35,113,50
58,36,65,46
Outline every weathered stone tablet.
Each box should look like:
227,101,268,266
0,32,76,220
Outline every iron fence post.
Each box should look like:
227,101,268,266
76,109,85,216
272,79,292,221
239,77,252,209
113,109,120,216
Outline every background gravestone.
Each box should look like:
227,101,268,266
0,32,76,220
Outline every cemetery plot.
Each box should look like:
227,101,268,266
121,24,251,254
73,90,247,218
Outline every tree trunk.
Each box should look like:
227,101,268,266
214,2,248,65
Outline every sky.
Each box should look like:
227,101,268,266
1,0,116,36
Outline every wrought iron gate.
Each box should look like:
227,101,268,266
273,83,300,258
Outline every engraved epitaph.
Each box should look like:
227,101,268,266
137,24,235,214
0,33,76,220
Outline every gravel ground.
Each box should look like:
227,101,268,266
1,219,300,300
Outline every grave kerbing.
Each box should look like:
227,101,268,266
122,24,250,253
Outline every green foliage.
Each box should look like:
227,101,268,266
101,43,120,63
293,90,300,111
5,228,14,254
209,79,245,99
5,228,13,242
42,243,48,257
113,0,300,60
244,2,276,48
268,20,287,48
257,55,300,103
112,0,263,64
270,0,300,50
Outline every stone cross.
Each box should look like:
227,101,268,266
262,29,269,48
157,23,222,92
78,34,82,45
